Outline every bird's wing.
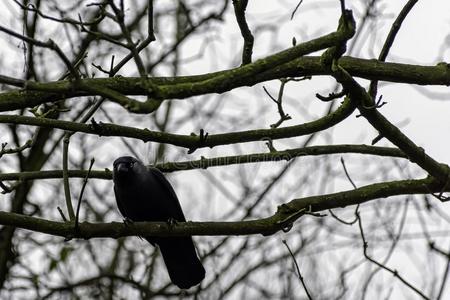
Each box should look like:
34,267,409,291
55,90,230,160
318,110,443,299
148,167,187,222
114,185,129,218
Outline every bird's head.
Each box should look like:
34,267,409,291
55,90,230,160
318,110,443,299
113,156,147,184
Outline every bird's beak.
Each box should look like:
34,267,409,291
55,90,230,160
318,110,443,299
116,163,129,173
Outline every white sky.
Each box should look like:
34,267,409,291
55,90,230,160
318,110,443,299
0,1,449,298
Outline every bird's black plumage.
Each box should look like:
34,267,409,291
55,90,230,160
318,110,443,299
112,156,205,289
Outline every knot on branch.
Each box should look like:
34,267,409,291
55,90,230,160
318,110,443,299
320,7,355,68
187,128,209,154
199,156,208,169
274,204,306,233
263,138,277,153
358,95,387,114
90,118,105,136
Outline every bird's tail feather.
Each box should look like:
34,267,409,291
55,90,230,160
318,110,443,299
148,237,205,289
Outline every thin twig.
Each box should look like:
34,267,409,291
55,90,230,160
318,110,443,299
0,138,34,159
290,0,304,20
357,212,430,300
328,157,360,225
429,241,450,300
0,74,26,87
316,90,346,102
0,181,12,194
0,144,408,181
13,0,106,26
147,0,155,41
75,158,95,230
369,0,418,99
57,206,68,222
61,95,106,222
108,0,147,77
340,157,357,189
264,78,311,129
0,25,79,79
282,240,313,300
62,134,75,221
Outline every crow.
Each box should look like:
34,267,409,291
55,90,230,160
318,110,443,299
112,156,205,289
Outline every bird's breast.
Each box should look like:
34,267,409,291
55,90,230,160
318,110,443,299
115,181,173,222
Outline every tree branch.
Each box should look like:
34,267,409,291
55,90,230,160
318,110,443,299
1,55,449,113
0,144,407,181
0,97,355,150
329,62,450,182
0,177,445,239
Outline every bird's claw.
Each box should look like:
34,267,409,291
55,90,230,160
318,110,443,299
123,217,134,226
167,218,178,227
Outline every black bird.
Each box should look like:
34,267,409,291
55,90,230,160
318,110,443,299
112,156,205,289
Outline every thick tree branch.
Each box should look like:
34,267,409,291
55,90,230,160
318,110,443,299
1,56,449,113
0,13,355,113
0,177,446,239
0,97,355,150
330,63,450,182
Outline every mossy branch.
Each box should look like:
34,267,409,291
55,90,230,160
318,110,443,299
1,57,449,113
0,144,407,182
0,177,445,239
